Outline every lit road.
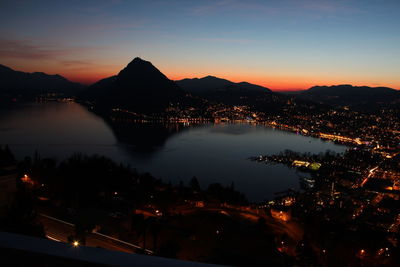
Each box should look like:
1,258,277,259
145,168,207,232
360,166,379,187
38,213,152,254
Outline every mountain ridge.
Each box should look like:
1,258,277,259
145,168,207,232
298,84,400,110
0,64,83,100
176,76,272,94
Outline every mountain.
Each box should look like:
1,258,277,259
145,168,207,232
176,76,274,107
80,57,189,113
0,64,83,100
176,76,271,94
298,84,400,110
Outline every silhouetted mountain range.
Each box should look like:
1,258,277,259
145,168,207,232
176,75,277,107
0,64,83,100
298,84,400,109
3,58,399,114
80,57,191,113
176,76,271,94
80,58,323,115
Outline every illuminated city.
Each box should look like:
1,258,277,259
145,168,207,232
1,1,400,266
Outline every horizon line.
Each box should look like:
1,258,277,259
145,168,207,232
2,62,399,92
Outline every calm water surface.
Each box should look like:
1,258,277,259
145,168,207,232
0,102,347,201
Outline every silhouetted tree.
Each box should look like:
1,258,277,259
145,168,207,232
189,176,200,191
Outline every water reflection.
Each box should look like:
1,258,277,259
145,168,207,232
0,102,347,201
105,119,188,155
208,123,258,135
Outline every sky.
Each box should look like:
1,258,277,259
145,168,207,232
0,0,399,91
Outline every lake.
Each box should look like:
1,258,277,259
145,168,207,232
0,102,347,201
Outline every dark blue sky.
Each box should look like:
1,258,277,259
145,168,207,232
0,0,399,90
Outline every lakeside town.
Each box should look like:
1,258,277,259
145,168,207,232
1,94,400,266
1,0,400,265
104,93,399,152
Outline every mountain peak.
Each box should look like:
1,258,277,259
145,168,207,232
130,57,146,63
203,75,218,79
117,57,165,82
83,58,185,113
125,57,154,68
176,76,271,94
120,57,154,73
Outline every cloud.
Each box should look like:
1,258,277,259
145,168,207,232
74,22,140,33
0,39,117,84
195,37,255,44
192,0,236,15
0,39,66,60
191,0,362,18
0,39,115,75
299,0,362,13
77,0,123,13
0,39,102,60
59,60,96,67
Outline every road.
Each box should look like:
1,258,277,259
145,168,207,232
360,166,379,187
38,213,152,254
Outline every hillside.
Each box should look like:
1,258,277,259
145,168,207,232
0,64,83,100
298,84,400,110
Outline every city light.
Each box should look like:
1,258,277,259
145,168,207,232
1,1,400,266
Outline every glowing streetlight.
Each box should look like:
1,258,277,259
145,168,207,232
73,241,79,247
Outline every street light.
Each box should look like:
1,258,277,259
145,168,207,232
73,241,80,247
